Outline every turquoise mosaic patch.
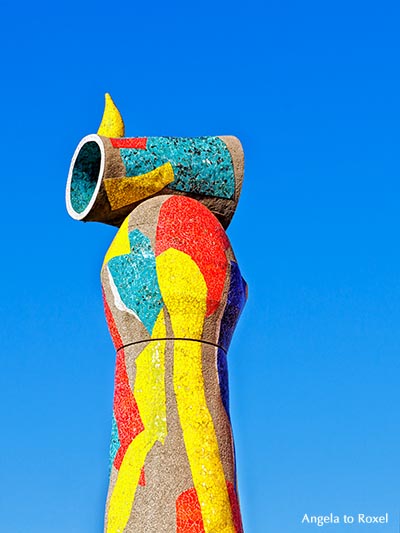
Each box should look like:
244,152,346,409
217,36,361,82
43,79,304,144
109,414,120,470
70,141,101,213
119,137,235,199
108,229,163,334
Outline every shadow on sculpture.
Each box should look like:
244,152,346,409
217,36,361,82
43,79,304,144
66,94,247,533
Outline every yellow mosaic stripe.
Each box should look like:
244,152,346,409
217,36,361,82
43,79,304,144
106,309,167,533
103,215,130,267
104,162,174,211
156,248,235,533
97,93,125,138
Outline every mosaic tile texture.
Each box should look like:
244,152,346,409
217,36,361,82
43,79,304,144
97,93,125,138
217,261,247,417
109,415,120,471
107,229,163,334
106,311,167,533
67,132,243,228
100,196,246,533
176,487,205,533
103,295,145,473
218,261,247,351
176,482,243,533
104,162,174,210
156,195,230,316
119,136,235,199
110,137,147,149
70,141,101,213
68,95,247,533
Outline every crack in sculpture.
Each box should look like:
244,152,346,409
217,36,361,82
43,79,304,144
65,93,247,533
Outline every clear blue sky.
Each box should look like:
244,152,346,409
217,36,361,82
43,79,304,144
1,1,399,531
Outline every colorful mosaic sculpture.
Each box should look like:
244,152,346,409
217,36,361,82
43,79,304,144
66,94,247,533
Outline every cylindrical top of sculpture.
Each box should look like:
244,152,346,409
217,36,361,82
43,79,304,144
65,94,247,533
66,131,244,228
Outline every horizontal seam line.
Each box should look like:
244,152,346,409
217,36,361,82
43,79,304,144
116,338,227,354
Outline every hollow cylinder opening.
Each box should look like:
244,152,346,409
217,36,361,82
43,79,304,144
66,135,104,219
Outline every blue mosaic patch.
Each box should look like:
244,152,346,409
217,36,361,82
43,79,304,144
218,261,247,351
217,347,230,417
119,137,235,199
217,261,246,491
108,229,163,334
217,261,247,416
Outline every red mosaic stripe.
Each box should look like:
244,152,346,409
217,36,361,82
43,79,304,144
176,482,242,533
103,292,145,482
110,137,147,149
176,488,205,533
227,481,244,533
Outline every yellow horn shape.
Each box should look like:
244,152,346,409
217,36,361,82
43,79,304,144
97,93,125,138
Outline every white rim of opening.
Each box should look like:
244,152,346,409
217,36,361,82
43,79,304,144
65,134,105,220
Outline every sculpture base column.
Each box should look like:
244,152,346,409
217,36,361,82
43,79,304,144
101,195,247,533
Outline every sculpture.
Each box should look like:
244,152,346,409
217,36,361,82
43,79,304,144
66,94,247,533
